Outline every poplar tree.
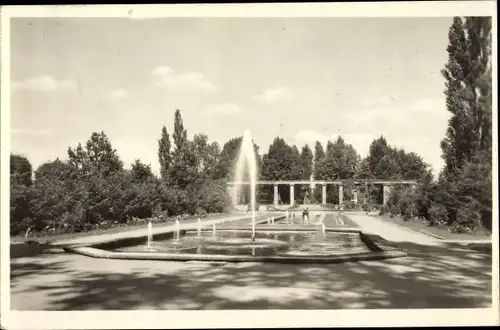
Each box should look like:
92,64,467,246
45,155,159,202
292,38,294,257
300,144,314,180
167,109,197,189
437,16,492,229
440,17,492,175
172,109,188,157
158,126,172,180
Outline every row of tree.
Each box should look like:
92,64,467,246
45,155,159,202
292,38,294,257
10,115,430,236
10,110,231,236
383,17,492,233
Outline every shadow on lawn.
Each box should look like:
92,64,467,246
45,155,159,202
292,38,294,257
10,242,65,259
10,240,492,310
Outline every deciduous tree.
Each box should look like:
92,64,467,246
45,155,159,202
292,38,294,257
67,131,123,177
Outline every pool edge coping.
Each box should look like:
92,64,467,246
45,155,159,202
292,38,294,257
63,224,408,264
63,244,407,264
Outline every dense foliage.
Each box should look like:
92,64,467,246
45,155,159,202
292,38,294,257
381,17,492,233
9,111,231,236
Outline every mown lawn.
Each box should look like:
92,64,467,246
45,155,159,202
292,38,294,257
373,214,491,240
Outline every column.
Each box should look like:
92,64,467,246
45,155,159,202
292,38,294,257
338,185,344,205
273,184,278,206
353,188,358,204
290,184,295,206
322,184,327,205
383,184,392,205
363,182,368,204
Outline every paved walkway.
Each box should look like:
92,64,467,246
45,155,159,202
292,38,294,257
346,213,442,246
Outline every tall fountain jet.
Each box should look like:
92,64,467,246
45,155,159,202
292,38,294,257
234,129,258,241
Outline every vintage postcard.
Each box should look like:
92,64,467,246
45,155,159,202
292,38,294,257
1,2,498,329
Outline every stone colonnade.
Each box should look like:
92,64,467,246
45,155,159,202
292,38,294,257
227,181,408,206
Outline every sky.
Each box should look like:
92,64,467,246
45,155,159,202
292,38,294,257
10,17,453,176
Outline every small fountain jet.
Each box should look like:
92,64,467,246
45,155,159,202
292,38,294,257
313,222,327,242
175,219,181,241
147,220,153,249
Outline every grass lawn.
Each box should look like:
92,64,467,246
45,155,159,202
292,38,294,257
373,214,491,240
10,213,246,245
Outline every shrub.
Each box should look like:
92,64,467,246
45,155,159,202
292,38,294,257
152,204,164,219
196,179,229,214
428,203,448,226
389,204,400,217
398,190,418,221
342,201,357,211
361,202,374,212
454,202,481,231
196,207,208,216
415,170,436,220
379,205,388,215
10,182,33,235
152,206,169,222
157,183,189,216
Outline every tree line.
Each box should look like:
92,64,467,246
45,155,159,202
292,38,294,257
384,17,492,233
8,111,431,237
10,16,492,236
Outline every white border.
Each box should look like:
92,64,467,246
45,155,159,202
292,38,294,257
1,2,498,329
0,2,497,18
491,4,499,325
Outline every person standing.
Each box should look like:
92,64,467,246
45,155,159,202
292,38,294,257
302,208,309,224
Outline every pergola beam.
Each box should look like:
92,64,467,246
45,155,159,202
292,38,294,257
227,180,418,185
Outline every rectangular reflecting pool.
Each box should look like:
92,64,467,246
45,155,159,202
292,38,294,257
114,230,372,257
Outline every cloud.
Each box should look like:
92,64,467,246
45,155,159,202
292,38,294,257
11,128,54,136
208,102,244,115
208,103,244,115
151,66,217,93
341,133,376,157
112,136,160,175
301,97,449,174
12,75,76,92
344,97,448,129
254,87,291,102
105,89,127,100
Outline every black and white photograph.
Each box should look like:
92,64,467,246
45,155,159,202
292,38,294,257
1,2,498,329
